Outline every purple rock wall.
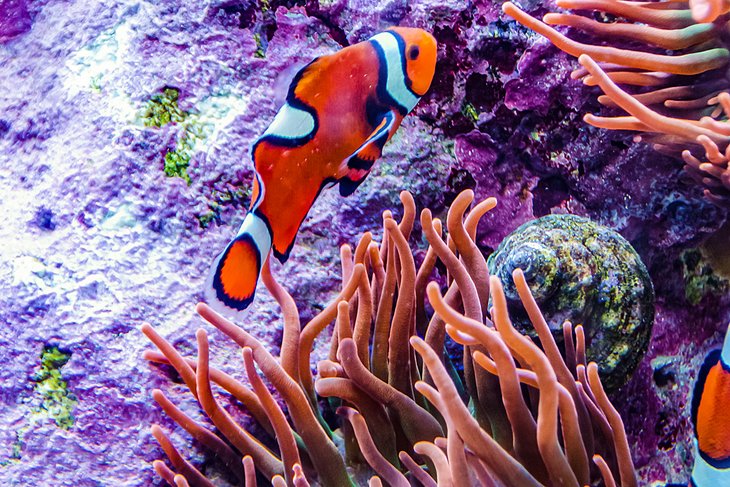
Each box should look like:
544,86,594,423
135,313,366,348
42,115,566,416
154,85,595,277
1,0,728,485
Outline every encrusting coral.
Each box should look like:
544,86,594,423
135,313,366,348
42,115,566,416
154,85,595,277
142,190,637,486
502,0,730,204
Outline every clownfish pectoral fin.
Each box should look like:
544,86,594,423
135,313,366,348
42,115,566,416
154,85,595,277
339,110,397,197
204,212,273,315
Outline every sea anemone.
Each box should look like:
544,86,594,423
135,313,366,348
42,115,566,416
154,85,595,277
502,0,730,205
142,190,637,486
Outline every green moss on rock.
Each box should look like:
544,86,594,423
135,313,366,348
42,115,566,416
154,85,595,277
196,186,251,228
141,88,187,128
253,33,266,58
140,88,199,185
487,214,655,391
163,129,194,184
461,102,479,124
681,249,729,305
32,345,77,429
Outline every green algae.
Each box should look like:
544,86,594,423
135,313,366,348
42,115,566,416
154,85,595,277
32,346,77,430
142,88,188,128
0,430,24,466
3,346,77,465
141,90,248,188
253,33,266,58
681,249,729,305
140,88,196,184
197,186,252,229
196,207,219,228
163,129,194,185
461,102,479,124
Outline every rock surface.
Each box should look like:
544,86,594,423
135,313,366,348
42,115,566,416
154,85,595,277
0,0,728,485
487,214,655,392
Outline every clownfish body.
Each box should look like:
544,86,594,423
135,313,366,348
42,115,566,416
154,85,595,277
205,27,437,312
688,323,730,486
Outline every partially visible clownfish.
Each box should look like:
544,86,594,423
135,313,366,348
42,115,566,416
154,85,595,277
686,323,730,486
205,27,437,313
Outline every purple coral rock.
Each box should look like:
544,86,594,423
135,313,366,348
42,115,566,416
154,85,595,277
504,40,584,115
0,0,32,43
454,130,536,249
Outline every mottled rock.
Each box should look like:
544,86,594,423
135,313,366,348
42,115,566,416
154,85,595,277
488,214,655,390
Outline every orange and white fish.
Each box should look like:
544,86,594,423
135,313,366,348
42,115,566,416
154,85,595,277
205,27,437,312
688,323,730,486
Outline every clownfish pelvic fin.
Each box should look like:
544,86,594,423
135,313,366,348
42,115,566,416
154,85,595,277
339,109,397,197
204,211,272,314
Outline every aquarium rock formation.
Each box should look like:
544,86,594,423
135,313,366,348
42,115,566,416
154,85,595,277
1,0,729,485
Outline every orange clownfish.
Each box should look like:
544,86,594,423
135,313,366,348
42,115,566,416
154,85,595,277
205,27,437,312
688,323,730,486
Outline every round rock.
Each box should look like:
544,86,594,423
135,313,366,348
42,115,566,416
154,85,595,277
487,214,655,390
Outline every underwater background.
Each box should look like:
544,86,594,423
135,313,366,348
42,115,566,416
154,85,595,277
1,0,730,485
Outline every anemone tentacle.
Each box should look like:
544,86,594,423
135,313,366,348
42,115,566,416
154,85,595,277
142,190,637,486
503,0,730,204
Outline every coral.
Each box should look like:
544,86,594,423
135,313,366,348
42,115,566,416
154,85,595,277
502,0,730,204
487,214,655,390
143,190,636,486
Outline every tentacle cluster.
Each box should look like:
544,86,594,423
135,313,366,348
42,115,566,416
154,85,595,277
503,0,730,205
143,190,637,486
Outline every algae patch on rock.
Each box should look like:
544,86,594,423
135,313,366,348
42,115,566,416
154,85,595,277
141,88,187,129
681,249,730,306
31,346,77,430
139,88,248,186
488,214,655,390
140,88,193,184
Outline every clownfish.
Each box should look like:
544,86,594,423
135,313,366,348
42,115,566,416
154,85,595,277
205,27,437,312
687,323,730,486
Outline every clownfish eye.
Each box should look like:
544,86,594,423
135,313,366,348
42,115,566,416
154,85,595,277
408,45,420,60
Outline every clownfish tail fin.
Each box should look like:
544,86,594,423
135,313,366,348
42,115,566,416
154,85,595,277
205,212,272,314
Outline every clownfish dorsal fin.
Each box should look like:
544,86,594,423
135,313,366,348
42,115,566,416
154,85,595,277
339,109,397,197
288,55,334,101
204,212,273,314
273,62,308,107
257,57,334,148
